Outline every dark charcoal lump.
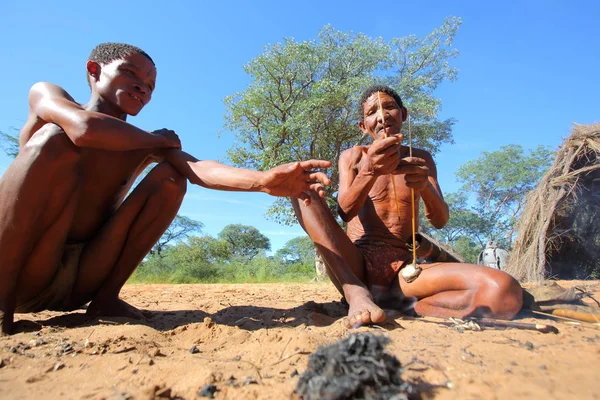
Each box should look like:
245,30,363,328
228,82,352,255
295,333,418,400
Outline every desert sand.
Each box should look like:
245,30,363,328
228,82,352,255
1,281,599,399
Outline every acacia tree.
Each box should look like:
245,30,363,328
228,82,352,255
151,215,204,257
275,236,315,265
218,224,271,261
456,144,554,248
224,18,461,224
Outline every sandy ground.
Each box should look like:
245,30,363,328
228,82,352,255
1,281,599,400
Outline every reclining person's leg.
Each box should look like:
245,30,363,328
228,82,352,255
399,262,523,320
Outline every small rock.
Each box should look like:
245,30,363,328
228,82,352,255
226,375,237,386
539,364,547,370
149,359,155,366
0,358,4,368
52,362,65,372
197,384,218,398
290,369,299,377
155,387,172,398
149,348,162,357
189,346,200,354
522,341,535,351
242,377,258,386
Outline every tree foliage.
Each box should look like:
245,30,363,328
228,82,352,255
218,224,271,261
224,18,461,224
275,236,315,265
0,129,19,158
456,144,554,247
422,192,494,248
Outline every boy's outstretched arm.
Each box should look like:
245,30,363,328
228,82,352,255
24,82,180,151
164,150,331,205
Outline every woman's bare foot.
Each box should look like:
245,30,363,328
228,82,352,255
86,297,147,320
343,284,386,328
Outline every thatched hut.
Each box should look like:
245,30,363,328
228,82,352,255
505,124,600,282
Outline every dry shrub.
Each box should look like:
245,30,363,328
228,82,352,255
505,124,600,282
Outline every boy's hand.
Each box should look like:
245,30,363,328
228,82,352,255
151,128,181,149
395,156,430,191
260,160,332,205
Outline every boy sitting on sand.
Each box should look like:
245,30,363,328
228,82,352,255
0,42,331,335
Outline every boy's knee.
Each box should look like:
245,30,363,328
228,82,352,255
152,163,187,202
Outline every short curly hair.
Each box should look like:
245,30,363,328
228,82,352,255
87,42,154,87
89,42,154,66
357,85,403,121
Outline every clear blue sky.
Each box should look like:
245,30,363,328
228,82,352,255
1,1,598,252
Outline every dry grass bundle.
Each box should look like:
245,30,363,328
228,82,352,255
505,124,600,282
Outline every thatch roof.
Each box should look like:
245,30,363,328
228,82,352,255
505,124,600,282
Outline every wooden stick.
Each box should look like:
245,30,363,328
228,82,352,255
551,309,600,323
475,318,559,334
408,117,417,266
377,92,402,219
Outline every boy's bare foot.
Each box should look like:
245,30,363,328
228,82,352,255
343,285,386,328
86,297,147,320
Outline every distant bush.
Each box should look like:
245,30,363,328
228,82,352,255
130,235,318,284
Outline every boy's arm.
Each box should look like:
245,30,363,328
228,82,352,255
27,82,180,151
163,150,331,205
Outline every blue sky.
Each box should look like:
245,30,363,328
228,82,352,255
1,1,599,252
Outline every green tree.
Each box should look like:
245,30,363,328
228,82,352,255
168,236,231,282
151,215,204,257
275,236,315,265
456,144,554,248
0,129,19,158
218,224,271,261
224,18,461,224
452,236,482,264
421,192,494,248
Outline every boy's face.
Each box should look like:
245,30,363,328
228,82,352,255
358,92,406,140
90,53,157,116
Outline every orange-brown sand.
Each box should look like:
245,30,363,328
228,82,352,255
1,281,599,399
